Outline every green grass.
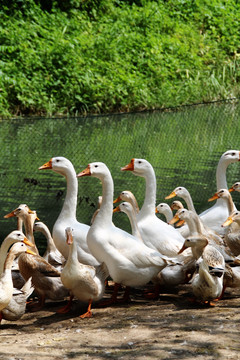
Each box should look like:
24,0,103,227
0,0,239,117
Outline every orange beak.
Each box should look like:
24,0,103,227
77,165,91,177
26,248,37,255
168,214,179,225
121,159,134,171
39,159,52,170
113,195,122,204
176,219,185,227
165,191,177,200
113,205,120,213
4,210,16,218
208,193,219,202
222,217,233,227
23,237,35,247
228,187,235,193
178,244,187,254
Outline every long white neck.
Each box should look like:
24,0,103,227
140,166,156,216
94,171,114,227
38,224,56,251
162,208,173,223
216,157,230,190
182,192,196,213
66,238,79,266
125,208,142,240
58,166,78,221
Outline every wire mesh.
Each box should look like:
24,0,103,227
0,99,240,252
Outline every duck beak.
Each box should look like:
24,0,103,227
176,219,185,227
155,207,159,214
113,195,122,204
228,187,235,193
23,237,35,247
28,209,40,221
77,164,91,177
222,217,233,227
168,214,179,225
65,228,73,245
178,244,187,254
121,159,134,171
165,191,176,200
113,205,120,213
208,193,219,202
39,159,52,170
26,249,37,255
4,210,16,218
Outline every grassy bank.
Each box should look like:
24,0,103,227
0,0,239,117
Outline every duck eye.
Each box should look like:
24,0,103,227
178,187,182,190
94,165,98,168
138,161,142,164
231,152,236,156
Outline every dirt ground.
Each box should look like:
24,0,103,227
1,283,240,360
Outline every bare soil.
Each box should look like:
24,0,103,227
1,284,240,360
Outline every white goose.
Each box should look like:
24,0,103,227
121,158,185,256
39,157,99,267
59,227,107,318
77,162,168,303
198,150,240,234
0,242,35,322
178,235,225,305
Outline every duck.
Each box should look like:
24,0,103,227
113,202,142,240
197,150,240,235
121,158,185,257
39,157,99,267
0,242,36,323
208,189,236,219
0,230,34,321
7,205,69,311
33,221,66,271
170,200,184,212
178,235,225,305
59,227,108,318
4,204,39,254
229,182,240,193
222,210,240,256
113,190,139,213
77,162,169,304
155,203,173,224
166,186,197,213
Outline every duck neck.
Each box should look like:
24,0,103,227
3,250,16,274
126,208,142,240
58,167,78,221
67,238,79,266
223,194,235,214
22,214,39,254
163,207,173,223
140,166,156,216
183,192,196,213
0,238,16,275
94,171,114,226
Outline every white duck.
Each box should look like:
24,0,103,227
59,227,107,318
39,157,99,267
77,162,169,304
166,186,197,213
113,202,142,240
229,182,240,193
178,235,225,305
0,231,34,322
121,158,185,256
33,221,66,271
0,242,36,322
197,150,240,234
155,203,173,224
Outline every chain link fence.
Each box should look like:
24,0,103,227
1,99,240,252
